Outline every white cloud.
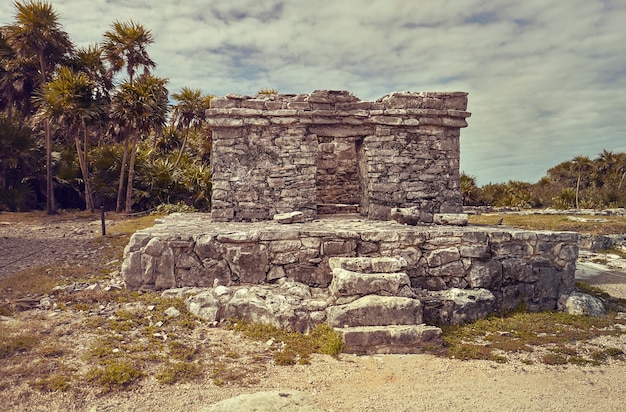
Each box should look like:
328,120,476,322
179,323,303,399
1,0,625,184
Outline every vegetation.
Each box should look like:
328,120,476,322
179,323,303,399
463,150,626,209
468,213,626,235
226,320,345,365
443,305,626,365
1,1,213,214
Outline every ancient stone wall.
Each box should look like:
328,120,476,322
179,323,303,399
123,214,577,314
208,90,470,222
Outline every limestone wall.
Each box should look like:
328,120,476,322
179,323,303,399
208,90,470,222
123,214,577,313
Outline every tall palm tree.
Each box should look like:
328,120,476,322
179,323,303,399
4,0,73,214
111,73,168,212
571,155,592,209
102,20,156,212
0,31,38,122
35,66,103,212
102,20,155,85
70,44,113,103
171,87,212,167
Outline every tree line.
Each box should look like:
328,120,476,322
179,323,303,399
462,150,626,209
1,1,212,213
2,2,624,214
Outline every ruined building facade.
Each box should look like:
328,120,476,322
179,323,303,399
208,90,470,222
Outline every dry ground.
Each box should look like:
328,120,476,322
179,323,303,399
1,211,626,412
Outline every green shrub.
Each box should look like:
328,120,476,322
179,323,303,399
86,360,143,391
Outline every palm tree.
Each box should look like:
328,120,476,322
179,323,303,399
4,0,73,214
0,31,38,122
35,66,103,212
102,20,155,85
171,87,212,167
111,74,168,212
571,155,592,209
70,44,113,103
102,20,156,212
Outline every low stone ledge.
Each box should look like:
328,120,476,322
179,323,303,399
336,324,443,354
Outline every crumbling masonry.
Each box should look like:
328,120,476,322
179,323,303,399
209,90,469,222
122,91,579,354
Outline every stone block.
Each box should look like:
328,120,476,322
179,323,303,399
336,324,442,354
421,288,496,325
322,240,356,256
467,260,502,288
273,211,305,224
329,268,413,298
327,295,423,327
433,213,468,226
426,247,460,267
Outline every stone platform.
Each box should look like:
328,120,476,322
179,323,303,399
122,213,578,353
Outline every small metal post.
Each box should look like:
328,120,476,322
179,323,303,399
101,206,106,236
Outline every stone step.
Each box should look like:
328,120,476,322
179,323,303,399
317,204,359,215
328,256,406,273
327,295,422,328
335,324,443,354
329,267,414,298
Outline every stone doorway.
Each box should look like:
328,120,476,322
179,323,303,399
316,136,364,215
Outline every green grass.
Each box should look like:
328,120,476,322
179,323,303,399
442,306,626,365
468,213,626,235
227,321,345,365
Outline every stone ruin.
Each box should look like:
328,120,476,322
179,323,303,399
122,90,580,354
209,90,468,222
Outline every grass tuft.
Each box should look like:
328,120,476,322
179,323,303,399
227,320,345,365
86,359,143,391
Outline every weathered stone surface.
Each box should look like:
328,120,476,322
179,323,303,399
209,91,469,223
122,214,579,333
329,268,414,298
273,211,305,224
328,256,406,273
336,324,442,354
183,279,322,332
467,260,502,288
327,295,422,327
421,288,497,325
200,390,325,412
433,213,468,226
560,292,606,317
390,207,421,225
186,291,219,321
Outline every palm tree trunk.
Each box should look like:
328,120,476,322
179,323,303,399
74,133,91,212
575,174,581,209
619,170,626,191
82,123,94,212
124,136,139,213
45,118,55,214
39,53,55,215
173,127,189,168
116,137,129,212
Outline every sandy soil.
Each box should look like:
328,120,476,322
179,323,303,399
1,213,625,412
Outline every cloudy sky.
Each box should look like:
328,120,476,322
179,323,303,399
2,0,625,185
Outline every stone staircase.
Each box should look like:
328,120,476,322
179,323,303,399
326,257,442,354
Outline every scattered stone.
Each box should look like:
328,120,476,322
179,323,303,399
433,213,468,226
390,207,421,225
200,390,325,412
561,292,606,317
273,211,305,224
164,307,181,317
